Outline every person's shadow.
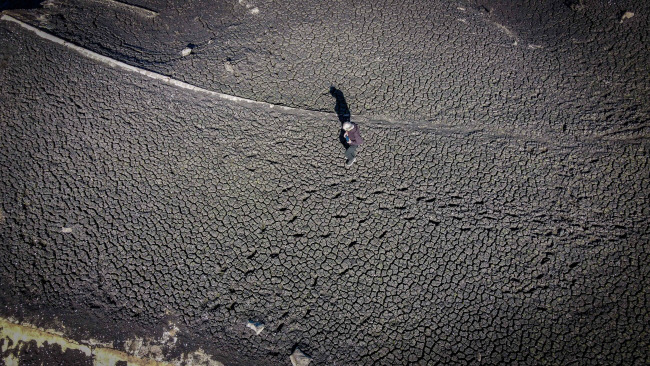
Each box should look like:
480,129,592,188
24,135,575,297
1,0,43,10
329,86,351,149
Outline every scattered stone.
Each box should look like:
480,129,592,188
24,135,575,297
290,348,311,366
224,61,234,73
181,44,196,57
61,227,73,233
238,0,260,15
620,11,634,23
246,320,265,335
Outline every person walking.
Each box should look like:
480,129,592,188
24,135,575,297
342,121,363,167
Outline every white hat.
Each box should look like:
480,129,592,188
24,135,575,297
342,122,354,131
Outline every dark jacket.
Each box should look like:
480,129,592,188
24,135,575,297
347,124,364,146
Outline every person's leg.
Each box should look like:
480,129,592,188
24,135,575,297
345,145,357,163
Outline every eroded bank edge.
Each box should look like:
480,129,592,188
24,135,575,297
0,316,226,366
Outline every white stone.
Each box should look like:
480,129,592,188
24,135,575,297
246,321,264,335
181,47,192,57
620,11,634,23
290,348,311,366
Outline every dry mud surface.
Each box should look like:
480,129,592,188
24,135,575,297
1,0,649,365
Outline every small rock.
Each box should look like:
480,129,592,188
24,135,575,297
181,44,196,57
620,11,634,23
224,61,234,73
61,227,73,233
290,348,311,366
246,321,264,335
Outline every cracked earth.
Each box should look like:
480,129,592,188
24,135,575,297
1,0,649,365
